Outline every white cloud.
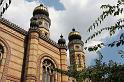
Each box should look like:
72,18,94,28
3,0,39,30
60,0,88,9
3,0,118,41
49,0,98,41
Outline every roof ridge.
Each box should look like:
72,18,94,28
0,17,28,35
40,34,59,48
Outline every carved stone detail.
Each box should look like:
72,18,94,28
37,54,58,82
0,36,11,82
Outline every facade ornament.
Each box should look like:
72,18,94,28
0,44,4,64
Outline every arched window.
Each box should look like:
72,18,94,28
0,44,4,65
42,59,55,82
77,54,81,67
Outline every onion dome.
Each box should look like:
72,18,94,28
33,4,49,16
68,28,81,41
58,34,66,44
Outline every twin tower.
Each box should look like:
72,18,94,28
28,4,85,82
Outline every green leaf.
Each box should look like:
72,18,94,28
88,47,93,51
116,41,121,47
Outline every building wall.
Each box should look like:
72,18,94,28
0,22,25,82
27,35,62,82
38,39,61,82
0,21,68,82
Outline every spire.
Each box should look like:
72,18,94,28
40,3,43,6
58,34,66,44
60,34,63,38
72,28,75,31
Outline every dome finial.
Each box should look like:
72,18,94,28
72,28,75,31
60,34,63,38
58,34,66,44
40,3,43,6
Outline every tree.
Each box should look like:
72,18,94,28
0,0,11,17
85,0,124,52
54,56,124,82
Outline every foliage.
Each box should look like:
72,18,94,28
54,51,124,80
0,0,11,17
118,50,124,58
54,58,124,82
85,0,124,52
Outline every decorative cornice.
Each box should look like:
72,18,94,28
32,14,51,25
68,39,84,47
58,44,67,50
39,34,59,48
29,27,39,34
0,17,28,35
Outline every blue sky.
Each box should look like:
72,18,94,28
26,0,65,10
101,30,124,64
3,0,124,66
40,0,65,10
90,28,124,64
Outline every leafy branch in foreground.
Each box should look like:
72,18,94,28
85,0,124,51
0,0,11,17
87,0,124,33
85,19,124,43
85,38,124,52
54,59,124,82
118,50,124,58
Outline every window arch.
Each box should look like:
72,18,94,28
77,54,81,67
42,59,55,82
0,37,11,81
0,44,4,65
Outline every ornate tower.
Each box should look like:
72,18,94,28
25,4,51,82
68,28,85,71
30,4,51,37
58,35,68,82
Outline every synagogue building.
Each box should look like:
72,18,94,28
0,4,86,82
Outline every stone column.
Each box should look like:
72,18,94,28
26,31,39,82
59,45,68,82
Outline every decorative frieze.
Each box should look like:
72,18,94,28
39,34,59,48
